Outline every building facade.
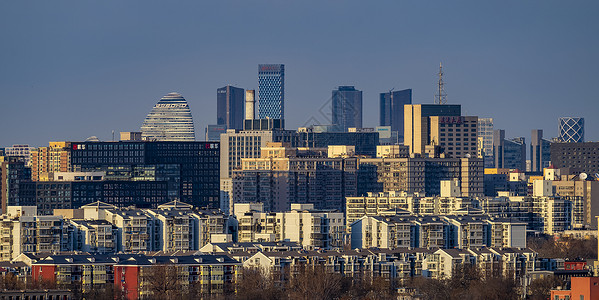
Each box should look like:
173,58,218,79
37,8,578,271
332,86,362,132
530,130,551,172
558,117,584,143
217,85,245,130
493,130,526,170
232,143,357,211
380,89,412,143
258,64,285,120
141,92,195,141
550,142,599,175
404,104,478,158
69,141,219,208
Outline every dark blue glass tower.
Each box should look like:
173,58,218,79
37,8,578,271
380,89,412,142
332,86,362,132
258,64,284,120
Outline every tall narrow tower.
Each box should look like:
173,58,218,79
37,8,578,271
245,90,255,120
435,62,447,104
258,64,285,120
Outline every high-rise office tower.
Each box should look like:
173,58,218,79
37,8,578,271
380,89,412,142
217,85,245,130
493,130,526,170
531,130,551,172
141,92,195,141
332,86,362,132
477,118,494,167
258,64,285,120
404,104,478,158
559,117,584,143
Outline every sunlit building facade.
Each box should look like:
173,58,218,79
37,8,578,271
141,92,195,141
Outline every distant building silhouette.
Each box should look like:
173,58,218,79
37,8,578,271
380,89,412,143
332,86,362,132
217,85,244,130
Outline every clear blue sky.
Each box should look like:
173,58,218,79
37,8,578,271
1,0,597,147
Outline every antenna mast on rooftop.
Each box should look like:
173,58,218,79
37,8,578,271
435,62,447,104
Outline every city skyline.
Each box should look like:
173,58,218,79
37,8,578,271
1,1,598,147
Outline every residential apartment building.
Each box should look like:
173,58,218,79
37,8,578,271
32,253,240,299
0,206,70,260
357,156,483,198
31,142,72,181
232,143,358,211
235,203,344,249
350,214,526,250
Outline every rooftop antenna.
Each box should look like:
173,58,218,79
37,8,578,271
112,130,115,142
435,62,447,104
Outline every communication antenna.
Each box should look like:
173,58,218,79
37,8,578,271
435,62,447,104
112,130,115,142
579,173,588,180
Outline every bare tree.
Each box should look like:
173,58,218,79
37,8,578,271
142,264,183,300
287,265,343,300
235,267,284,300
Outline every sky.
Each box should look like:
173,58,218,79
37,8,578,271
1,1,598,147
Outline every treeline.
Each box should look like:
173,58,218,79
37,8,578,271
0,264,566,300
528,235,597,259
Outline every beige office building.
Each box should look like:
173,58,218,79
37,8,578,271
404,104,478,158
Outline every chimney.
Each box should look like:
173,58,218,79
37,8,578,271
245,90,255,120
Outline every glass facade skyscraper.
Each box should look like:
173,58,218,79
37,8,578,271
217,85,244,130
380,89,412,142
258,64,284,120
332,86,362,132
141,92,195,141
559,117,584,143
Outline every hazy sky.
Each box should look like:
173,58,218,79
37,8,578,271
1,1,597,147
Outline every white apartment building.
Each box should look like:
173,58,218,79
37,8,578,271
235,203,344,249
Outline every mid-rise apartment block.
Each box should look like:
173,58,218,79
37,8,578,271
235,203,344,249
357,156,483,198
232,143,358,212
350,214,526,250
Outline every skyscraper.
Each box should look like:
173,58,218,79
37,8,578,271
559,117,584,143
141,92,195,141
531,129,551,172
258,64,284,120
477,118,494,167
380,89,412,142
217,85,245,130
332,86,362,131
493,130,526,170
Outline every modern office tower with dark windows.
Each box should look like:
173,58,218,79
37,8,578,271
530,130,552,172
217,85,245,130
141,92,196,141
380,89,412,143
69,141,220,208
493,130,526,170
559,117,584,143
332,86,363,132
258,64,285,120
